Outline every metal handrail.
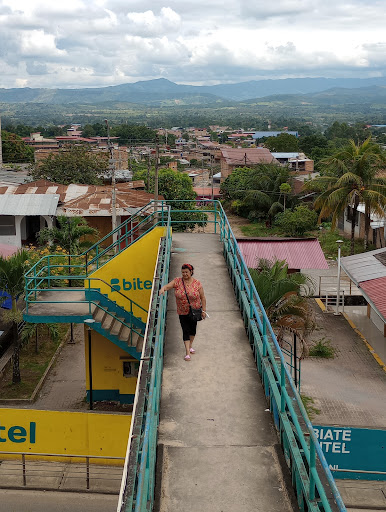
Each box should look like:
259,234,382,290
0,451,124,490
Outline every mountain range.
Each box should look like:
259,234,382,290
1,77,386,106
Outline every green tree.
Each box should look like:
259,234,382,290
249,259,314,356
264,133,299,152
30,146,107,184
275,205,318,236
133,167,205,230
279,182,292,211
299,134,328,158
304,138,386,253
0,250,30,383
1,131,34,163
221,164,292,222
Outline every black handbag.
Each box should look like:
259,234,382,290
182,280,202,321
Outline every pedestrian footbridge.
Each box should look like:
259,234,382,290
24,202,346,512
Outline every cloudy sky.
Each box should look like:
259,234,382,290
1,0,386,89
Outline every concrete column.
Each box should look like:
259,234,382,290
15,216,23,247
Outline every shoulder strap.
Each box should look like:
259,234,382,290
182,279,191,306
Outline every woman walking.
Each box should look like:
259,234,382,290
160,263,206,361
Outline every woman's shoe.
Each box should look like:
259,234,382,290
190,348,196,354
184,355,191,361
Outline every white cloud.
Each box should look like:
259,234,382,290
0,0,385,88
20,30,67,58
126,7,181,37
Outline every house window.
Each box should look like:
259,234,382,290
123,361,139,377
0,216,16,235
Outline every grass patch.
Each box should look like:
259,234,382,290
0,324,68,400
309,337,336,358
240,222,284,237
301,394,321,420
316,229,375,258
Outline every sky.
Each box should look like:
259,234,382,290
0,0,386,89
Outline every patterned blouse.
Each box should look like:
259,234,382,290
173,277,202,316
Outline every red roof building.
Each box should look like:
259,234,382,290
237,238,328,271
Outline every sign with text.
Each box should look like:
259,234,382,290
314,425,386,480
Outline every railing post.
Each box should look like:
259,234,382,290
22,453,26,486
214,202,217,234
249,282,254,319
280,362,286,413
86,456,90,490
309,437,316,500
262,316,267,357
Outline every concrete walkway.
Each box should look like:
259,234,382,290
156,233,296,512
343,306,386,366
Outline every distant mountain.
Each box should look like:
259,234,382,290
2,77,386,105
242,85,386,106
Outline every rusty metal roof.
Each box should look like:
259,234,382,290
220,148,276,166
0,179,147,208
237,238,328,270
60,189,163,216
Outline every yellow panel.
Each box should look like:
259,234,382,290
0,408,131,465
87,226,166,320
85,328,137,396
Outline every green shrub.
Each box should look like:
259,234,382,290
275,205,318,236
309,337,336,358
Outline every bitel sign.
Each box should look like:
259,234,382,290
314,425,386,480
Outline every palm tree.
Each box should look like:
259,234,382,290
0,250,29,383
21,322,59,354
38,216,98,342
304,138,386,253
249,259,315,358
38,215,99,254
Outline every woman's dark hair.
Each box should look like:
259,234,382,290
182,263,194,275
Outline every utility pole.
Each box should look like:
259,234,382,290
147,151,151,192
105,119,117,249
0,116,2,169
154,135,159,213
210,153,214,201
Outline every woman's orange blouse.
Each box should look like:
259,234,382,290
173,277,202,315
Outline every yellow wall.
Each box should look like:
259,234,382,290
85,328,138,398
0,408,131,465
87,226,166,321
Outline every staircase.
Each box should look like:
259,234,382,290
87,289,146,358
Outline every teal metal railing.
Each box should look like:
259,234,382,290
117,200,345,512
118,214,172,512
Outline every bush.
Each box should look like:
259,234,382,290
275,205,318,236
309,337,336,358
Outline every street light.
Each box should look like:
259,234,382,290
84,318,95,410
335,240,344,315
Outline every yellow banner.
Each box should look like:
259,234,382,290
0,408,131,464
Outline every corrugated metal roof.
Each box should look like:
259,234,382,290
220,148,275,166
237,239,328,270
340,248,386,285
271,152,301,159
0,194,59,216
360,278,386,320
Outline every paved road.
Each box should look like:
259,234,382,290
302,301,386,428
0,489,117,512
